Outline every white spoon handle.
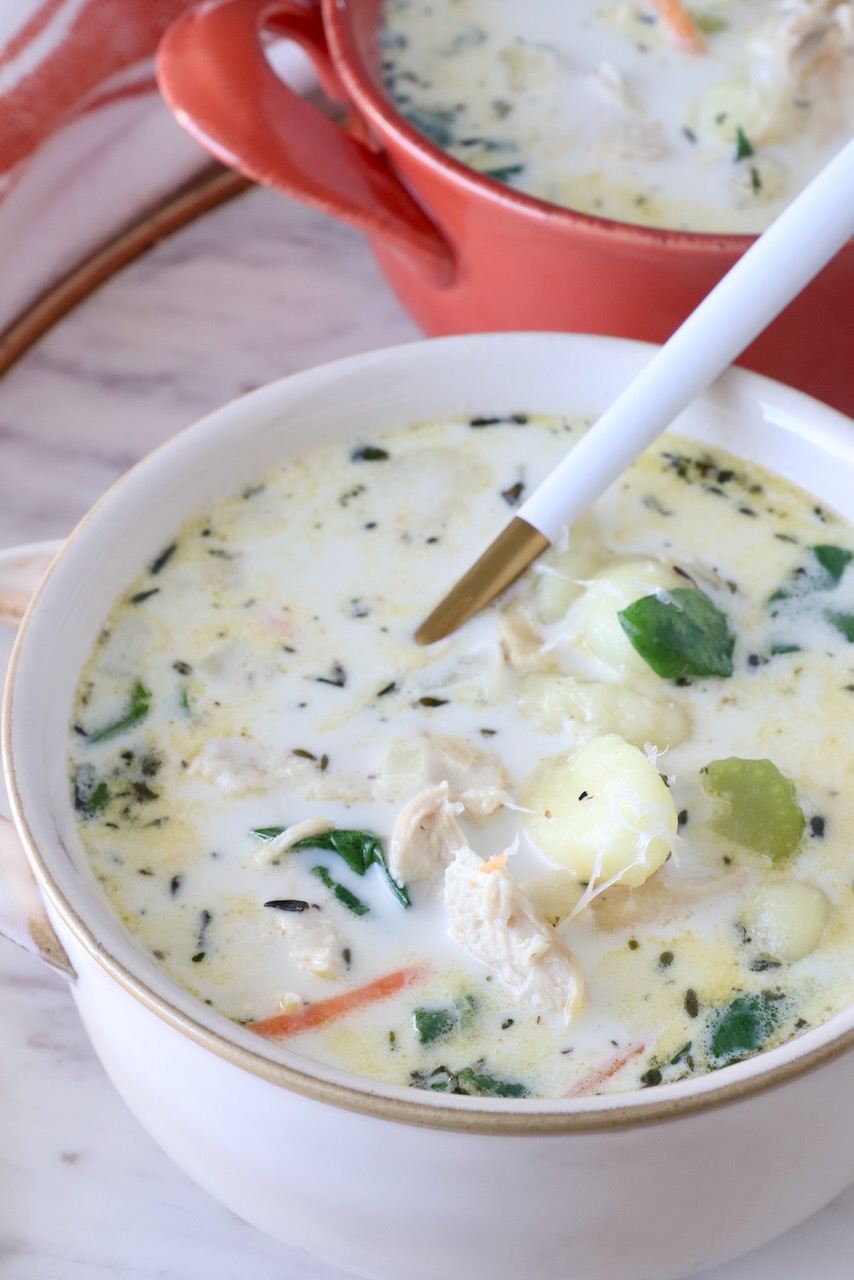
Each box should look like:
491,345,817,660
519,137,854,544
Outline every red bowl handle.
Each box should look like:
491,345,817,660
156,0,454,285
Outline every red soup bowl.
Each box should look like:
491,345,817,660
156,0,854,417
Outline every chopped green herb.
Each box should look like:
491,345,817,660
310,866,370,916
481,163,525,183
84,780,109,816
73,764,107,814
442,25,487,55
315,663,347,688
640,1067,662,1087
734,125,754,161
351,445,390,462
618,587,734,679
402,106,458,148
701,757,805,862
129,588,160,606
87,680,151,742
669,1041,693,1065
149,542,178,575
500,480,525,506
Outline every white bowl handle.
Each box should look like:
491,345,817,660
0,542,75,979
0,815,75,977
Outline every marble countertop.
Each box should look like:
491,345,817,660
2,182,854,1280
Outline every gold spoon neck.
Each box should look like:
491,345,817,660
415,517,550,645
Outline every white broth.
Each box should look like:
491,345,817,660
379,0,854,233
69,412,854,1099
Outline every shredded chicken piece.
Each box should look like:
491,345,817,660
592,868,748,930
590,60,668,161
388,782,466,885
429,734,512,818
497,600,545,666
752,0,853,77
188,737,271,794
257,817,334,865
276,912,344,980
275,991,303,1015
444,846,585,1022
376,732,512,819
593,59,632,108
188,737,370,802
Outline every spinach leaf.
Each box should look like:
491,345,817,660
701,757,804,862
618,587,734,678
253,826,411,908
251,826,286,842
454,1068,529,1099
708,992,783,1066
770,544,853,602
310,865,369,917
411,1063,529,1098
825,610,854,642
413,995,476,1045
813,544,853,584
87,680,151,742
413,1006,459,1045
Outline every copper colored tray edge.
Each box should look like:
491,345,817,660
0,166,251,378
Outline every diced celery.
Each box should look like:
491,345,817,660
701,757,805,862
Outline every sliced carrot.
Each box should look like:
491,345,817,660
250,963,430,1040
563,1042,645,1098
649,0,707,53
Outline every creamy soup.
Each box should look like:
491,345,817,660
69,413,854,1099
379,0,854,233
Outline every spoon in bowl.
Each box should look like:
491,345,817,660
415,137,854,645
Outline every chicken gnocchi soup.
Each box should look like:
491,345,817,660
69,412,854,1098
380,0,854,233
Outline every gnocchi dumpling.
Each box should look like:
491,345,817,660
561,559,685,678
523,733,678,890
520,868,585,926
741,879,831,963
518,671,691,748
687,77,793,148
526,512,607,624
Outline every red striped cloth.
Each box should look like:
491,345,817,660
0,1,314,332
0,0,209,328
